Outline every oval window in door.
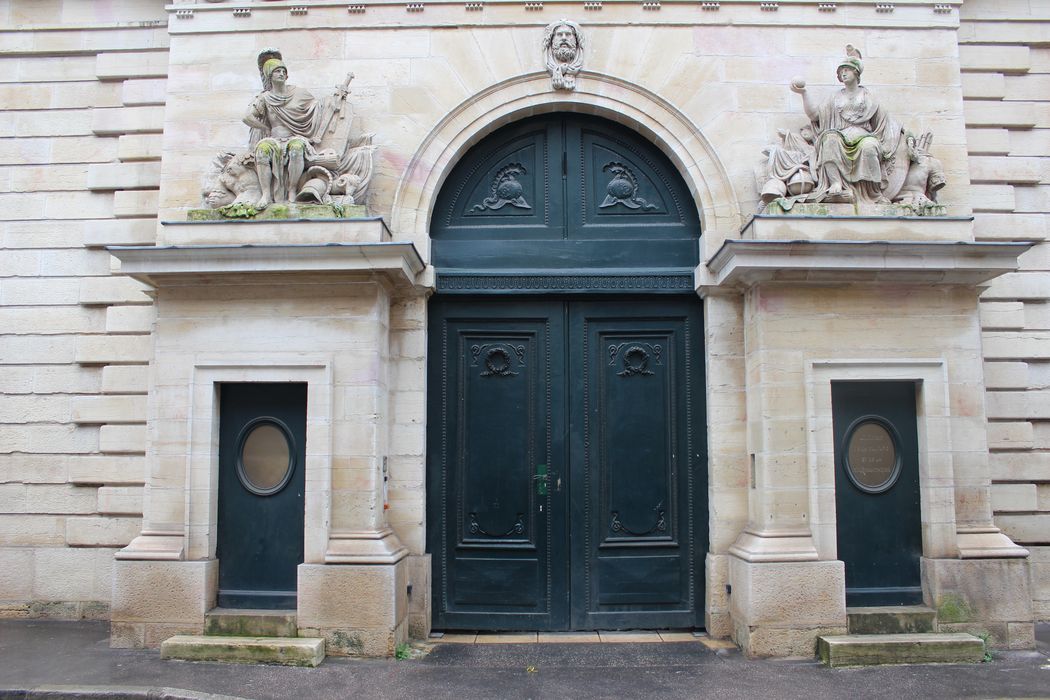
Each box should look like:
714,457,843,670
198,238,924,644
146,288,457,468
843,417,902,494
236,418,296,496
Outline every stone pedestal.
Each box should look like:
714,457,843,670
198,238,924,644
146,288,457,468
729,557,847,657
110,559,217,649
922,557,1035,649
297,561,409,657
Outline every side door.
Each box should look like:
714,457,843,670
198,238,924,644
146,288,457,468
832,381,923,606
216,382,307,609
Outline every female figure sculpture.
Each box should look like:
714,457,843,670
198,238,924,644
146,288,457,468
789,45,906,204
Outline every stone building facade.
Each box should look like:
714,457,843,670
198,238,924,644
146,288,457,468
0,0,1046,658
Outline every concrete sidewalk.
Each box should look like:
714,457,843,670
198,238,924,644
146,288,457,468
1,620,1048,700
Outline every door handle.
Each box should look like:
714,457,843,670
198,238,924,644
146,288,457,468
534,464,560,496
534,464,548,496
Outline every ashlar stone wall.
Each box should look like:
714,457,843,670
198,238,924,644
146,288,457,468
0,0,168,618
962,0,1050,621
1,0,1047,630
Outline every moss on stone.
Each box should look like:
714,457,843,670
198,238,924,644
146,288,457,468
936,594,974,623
328,629,364,655
186,203,369,222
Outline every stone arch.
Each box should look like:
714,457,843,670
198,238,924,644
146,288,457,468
390,71,742,259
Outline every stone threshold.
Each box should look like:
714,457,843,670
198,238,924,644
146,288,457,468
430,630,737,649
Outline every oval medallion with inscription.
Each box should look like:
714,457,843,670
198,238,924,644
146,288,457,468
844,419,901,494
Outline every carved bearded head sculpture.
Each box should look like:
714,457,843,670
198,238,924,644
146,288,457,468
543,20,584,91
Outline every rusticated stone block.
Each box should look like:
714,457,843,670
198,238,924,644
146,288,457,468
922,557,1034,645
297,561,407,656
110,559,216,647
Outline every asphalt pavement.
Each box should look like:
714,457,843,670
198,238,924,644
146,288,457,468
1,619,1048,700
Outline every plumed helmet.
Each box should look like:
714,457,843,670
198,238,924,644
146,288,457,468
257,48,284,89
837,44,864,79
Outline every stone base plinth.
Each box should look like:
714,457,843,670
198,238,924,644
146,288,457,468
705,553,733,639
157,215,390,247
109,559,217,649
922,557,1035,649
297,561,408,657
188,203,367,221
729,556,847,657
406,554,432,641
764,201,947,218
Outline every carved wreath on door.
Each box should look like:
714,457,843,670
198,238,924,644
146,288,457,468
608,342,662,377
471,342,527,377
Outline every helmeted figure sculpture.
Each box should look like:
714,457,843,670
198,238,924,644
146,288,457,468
760,45,946,215
201,49,375,213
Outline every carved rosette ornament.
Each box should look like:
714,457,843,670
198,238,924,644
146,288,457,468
200,48,376,216
759,44,946,216
543,19,584,91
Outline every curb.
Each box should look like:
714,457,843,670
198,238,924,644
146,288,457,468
0,686,249,700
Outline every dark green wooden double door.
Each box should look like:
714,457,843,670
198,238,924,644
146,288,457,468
428,298,706,631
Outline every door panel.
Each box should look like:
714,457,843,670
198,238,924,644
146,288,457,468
571,302,703,629
217,383,307,610
442,120,563,239
432,114,699,274
833,381,922,607
429,298,705,631
429,302,568,629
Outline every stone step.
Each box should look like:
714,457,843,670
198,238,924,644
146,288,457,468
160,635,324,667
818,633,985,667
847,605,937,635
204,607,298,638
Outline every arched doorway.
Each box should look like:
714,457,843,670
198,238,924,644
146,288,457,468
426,114,707,631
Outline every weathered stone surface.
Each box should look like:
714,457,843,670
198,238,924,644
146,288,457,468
818,633,984,667
110,560,215,627
297,561,407,656
83,219,157,247
160,635,324,667
185,203,365,221
101,365,149,395
66,516,140,547
78,277,152,306
922,558,1034,629
70,395,147,424
97,487,143,516
205,609,298,638
846,606,936,635
406,554,431,641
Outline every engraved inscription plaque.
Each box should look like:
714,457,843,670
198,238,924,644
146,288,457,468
844,419,900,493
